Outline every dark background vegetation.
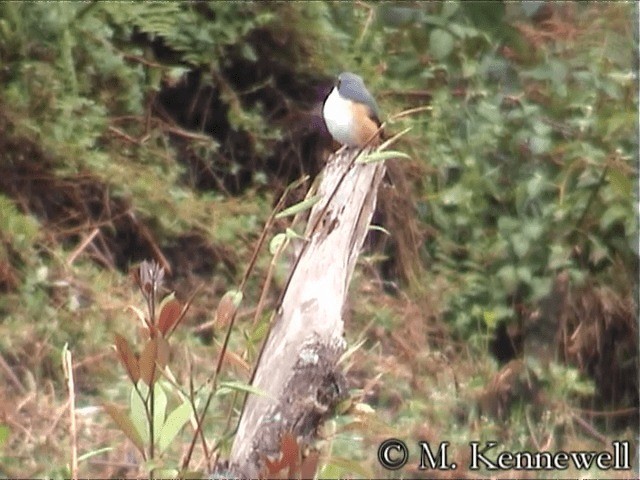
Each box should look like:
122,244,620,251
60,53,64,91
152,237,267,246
0,1,637,478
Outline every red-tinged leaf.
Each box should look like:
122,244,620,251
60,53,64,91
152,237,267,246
214,295,235,329
264,432,300,477
139,338,158,386
168,302,191,337
114,333,139,383
219,348,251,376
300,451,320,480
103,402,145,457
157,296,181,336
148,323,160,339
166,286,201,338
263,456,283,477
130,267,141,290
214,290,242,328
281,432,300,478
156,336,170,371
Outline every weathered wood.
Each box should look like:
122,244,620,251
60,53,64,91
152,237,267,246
227,147,386,478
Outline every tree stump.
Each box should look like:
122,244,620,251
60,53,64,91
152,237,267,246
227,147,386,478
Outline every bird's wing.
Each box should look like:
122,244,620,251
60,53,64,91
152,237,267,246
341,82,381,125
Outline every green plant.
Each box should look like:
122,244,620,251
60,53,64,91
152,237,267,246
105,260,254,476
105,261,193,475
367,2,638,341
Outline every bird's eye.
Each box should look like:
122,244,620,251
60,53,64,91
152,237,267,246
336,79,341,88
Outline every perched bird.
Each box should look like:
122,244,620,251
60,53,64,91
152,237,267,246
322,72,382,148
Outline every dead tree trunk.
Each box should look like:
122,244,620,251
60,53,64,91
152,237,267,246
228,147,386,478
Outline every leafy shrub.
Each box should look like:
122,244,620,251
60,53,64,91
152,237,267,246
350,2,637,339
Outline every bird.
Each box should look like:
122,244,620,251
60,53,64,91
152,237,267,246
322,72,382,148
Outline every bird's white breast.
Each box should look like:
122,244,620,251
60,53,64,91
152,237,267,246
322,87,358,147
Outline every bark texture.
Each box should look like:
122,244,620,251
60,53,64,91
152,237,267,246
227,147,386,478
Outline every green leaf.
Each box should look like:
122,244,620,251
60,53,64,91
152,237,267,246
529,135,551,155
285,227,306,240
588,234,609,266
240,43,257,62
269,232,287,255
166,66,189,83
177,470,205,479
153,468,180,478
222,289,243,308
367,225,391,236
607,168,632,199
526,173,548,199
497,216,519,234
461,1,506,31
530,276,553,302
249,318,269,343
429,28,454,59
377,127,412,151
77,447,114,464
516,266,533,285
522,220,544,242
441,184,471,207
128,382,167,446
482,309,497,330
318,455,372,479
511,233,530,258
440,1,459,19
379,6,421,27
495,305,514,322
130,384,149,444
338,338,367,365
496,264,518,293
600,203,627,231
153,382,167,444
548,244,571,270
159,399,192,454
216,381,270,398
0,424,9,449
409,27,429,53
275,195,321,219
520,1,545,17
356,150,411,164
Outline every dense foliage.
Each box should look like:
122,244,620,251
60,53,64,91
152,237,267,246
338,2,637,337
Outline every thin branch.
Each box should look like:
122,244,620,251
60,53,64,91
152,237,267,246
0,352,26,395
571,412,609,445
62,346,78,480
181,179,301,470
66,227,100,266
387,105,432,121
